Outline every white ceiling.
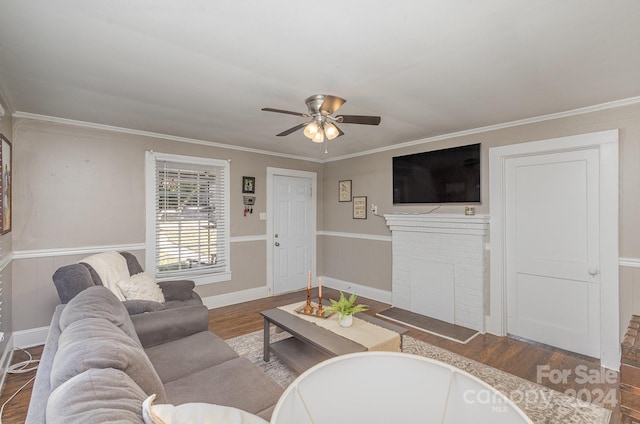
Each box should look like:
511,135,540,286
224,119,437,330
1,1,639,160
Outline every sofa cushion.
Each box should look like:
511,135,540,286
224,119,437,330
142,394,269,424
120,251,145,275
164,357,282,419
46,368,146,424
52,265,97,304
117,272,165,303
145,331,238,383
51,317,167,403
59,286,142,346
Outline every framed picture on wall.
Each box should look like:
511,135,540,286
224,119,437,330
242,176,255,193
353,196,367,219
0,134,11,234
339,180,352,202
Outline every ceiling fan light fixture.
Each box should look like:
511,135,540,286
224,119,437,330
303,121,319,138
262,94,381,149
324,122,339,140
311,129,325,143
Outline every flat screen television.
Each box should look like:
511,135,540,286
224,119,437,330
393,143,480,204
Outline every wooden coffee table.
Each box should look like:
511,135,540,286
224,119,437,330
260,307,407,373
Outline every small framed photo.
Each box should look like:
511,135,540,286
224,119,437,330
353,196,367,219
339,180,352,202
242,176,255,193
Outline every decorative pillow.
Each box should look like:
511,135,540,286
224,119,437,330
51,317,167,403
142,395,269,424
47,368,148,424
118,272,165,303
59,286,142,346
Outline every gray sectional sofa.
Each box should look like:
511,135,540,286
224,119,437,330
26,286,283,423
52,251,203,313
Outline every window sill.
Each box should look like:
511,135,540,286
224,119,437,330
157,271,232,286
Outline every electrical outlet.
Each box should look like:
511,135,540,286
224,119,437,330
259,213,267,220
370,204,378,215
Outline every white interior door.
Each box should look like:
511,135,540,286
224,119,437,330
505,148,600,358
273,175,313,294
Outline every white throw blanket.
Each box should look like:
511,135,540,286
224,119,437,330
81,251,130,301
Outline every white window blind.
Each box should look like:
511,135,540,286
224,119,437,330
146,153,230,283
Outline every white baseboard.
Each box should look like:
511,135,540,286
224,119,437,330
14,326,50,349
321,276,392,305
200,278,392,310
201,286,271,309
0,334,15,393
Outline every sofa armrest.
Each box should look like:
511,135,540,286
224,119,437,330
132,304,209,348
157,279,197,302
123,299,165,315
25,305,65,424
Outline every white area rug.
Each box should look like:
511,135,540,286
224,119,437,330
226,328,612,424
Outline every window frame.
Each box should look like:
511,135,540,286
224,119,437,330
145,151,231,285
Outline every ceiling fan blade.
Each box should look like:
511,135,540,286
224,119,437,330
320,95,346,114
335,115,381,125
276,123,307,136
262,107,309,118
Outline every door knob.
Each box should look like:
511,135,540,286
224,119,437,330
588,267,599,276
275,242,280,247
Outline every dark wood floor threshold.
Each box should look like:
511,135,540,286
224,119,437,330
377,306,479,344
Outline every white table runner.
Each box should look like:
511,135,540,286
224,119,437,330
278,302,401,352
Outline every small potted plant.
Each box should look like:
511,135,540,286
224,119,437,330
326,291,369,327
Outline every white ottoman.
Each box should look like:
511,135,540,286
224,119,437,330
271,351,532,424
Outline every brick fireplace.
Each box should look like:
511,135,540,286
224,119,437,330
384,214,489,332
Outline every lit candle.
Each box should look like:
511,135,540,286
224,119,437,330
318,277,322,298
307,271,311,291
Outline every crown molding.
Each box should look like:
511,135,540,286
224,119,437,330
11,95,640,164
324,96,640,163
12,112,323,163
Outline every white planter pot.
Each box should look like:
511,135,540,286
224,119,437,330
339,314,353,328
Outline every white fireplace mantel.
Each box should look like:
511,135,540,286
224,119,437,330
384,213,490,332
384,213,489,236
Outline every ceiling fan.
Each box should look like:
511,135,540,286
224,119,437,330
262,94,381,152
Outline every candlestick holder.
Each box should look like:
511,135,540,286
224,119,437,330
315,295,324,316
303,287,314,314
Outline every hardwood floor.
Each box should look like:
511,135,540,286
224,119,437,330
0,288,623,423
0,345,43,424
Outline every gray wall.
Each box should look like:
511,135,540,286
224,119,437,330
12,118,322,331
8,101,640,341
321,102,640,336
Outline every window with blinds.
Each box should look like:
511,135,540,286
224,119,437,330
146,152,230,284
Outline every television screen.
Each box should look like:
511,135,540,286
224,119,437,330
393,143,480,204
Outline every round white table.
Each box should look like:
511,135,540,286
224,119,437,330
271,351,533,424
